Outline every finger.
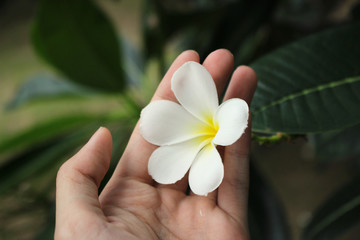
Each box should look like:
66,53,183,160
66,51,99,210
55,127,112,237
223,66,257,103
202,49,234,98
217,66,257,224
113,50,200,184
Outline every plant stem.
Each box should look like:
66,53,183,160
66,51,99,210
251,132,305,145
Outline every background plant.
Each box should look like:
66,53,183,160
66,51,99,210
1,0,360,239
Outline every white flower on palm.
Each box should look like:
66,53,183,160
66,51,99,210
140,61,249,196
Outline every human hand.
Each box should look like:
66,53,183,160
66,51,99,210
55,49,257,240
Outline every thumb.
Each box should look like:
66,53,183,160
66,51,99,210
55,127,112,237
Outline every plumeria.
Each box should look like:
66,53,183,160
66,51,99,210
140,61,249,196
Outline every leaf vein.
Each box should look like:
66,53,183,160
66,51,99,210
253,75,360,115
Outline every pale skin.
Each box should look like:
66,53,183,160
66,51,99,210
55,49,258,240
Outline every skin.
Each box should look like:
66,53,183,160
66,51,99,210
55,49,258,240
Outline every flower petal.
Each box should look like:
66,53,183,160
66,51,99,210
171,61,219,125
148,137,208,184
189,143,224,196
212,98,249,146
140,100,207,146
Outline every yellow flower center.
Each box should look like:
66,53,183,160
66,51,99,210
193,114,219,145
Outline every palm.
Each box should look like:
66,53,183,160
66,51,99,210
55,50,257,240
99,177,246,240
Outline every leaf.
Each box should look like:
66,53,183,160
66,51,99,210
32,0,125,92
0,126,96,195
248,161,291,240
301,176,360,240
32,204,55,240
6,74,95,110
147,0,276,61
0,114,99,156
309,124,360,163
155,0,236,11
192,0,276,62
250,23,360,134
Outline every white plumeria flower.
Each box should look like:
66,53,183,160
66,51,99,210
140,61,249,196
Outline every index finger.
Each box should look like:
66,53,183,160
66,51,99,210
113,50,200,182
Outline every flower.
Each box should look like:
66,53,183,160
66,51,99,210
140,61,249,196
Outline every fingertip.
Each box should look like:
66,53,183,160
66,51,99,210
154,50,200,101
235,65,258,85
172,50,200,68
203,49,234,69
64,127,113,187
203,49,234,96
87,127,113,160
224,65,258,104
180,49,200,60
205,48,234,59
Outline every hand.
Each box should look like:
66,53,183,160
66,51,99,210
55,49,257,240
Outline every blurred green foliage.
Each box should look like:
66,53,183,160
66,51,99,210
1,0,360,239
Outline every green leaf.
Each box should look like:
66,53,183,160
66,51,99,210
0,114,99,156
250,23,360,134
0,126,96,195
32,0,125,92
6,74,95,110
148,0,275,62
309,124,360,163
32,204,55,240
301,176,360,240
